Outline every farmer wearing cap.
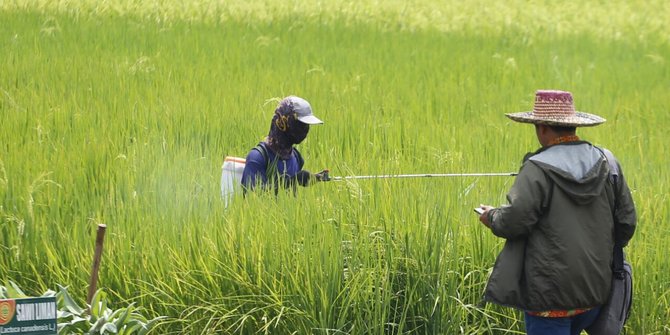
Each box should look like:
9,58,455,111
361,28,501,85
242,96,330,195
477,90,636,334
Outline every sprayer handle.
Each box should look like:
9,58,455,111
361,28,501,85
315,169,331,182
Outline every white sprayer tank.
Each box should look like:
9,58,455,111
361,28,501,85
221,156,246,207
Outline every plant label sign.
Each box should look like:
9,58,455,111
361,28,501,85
0,297,57,335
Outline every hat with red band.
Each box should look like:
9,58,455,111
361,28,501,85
506,90,605,127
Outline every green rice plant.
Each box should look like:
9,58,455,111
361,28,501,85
1,1,669,333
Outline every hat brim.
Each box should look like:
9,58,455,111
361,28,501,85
505,111,606,127
297,114,323,125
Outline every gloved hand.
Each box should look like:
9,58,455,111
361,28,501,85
314,169,331,182
295,170,311,186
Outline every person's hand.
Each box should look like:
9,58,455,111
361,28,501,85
314,169,331,182
478,204,495,229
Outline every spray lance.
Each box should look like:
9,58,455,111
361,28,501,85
310,170,518,182
220,158,516,205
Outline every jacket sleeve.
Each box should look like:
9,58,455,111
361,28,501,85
490,162,550,239
241,149,267,193
614,163,637,247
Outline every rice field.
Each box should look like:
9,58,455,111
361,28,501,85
1,1,669,334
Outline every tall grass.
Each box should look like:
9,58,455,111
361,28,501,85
1,2,669,334
3,0,670,42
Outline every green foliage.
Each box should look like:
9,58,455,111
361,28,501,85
0,282,164,335
2,0,669,42
1,1,669,334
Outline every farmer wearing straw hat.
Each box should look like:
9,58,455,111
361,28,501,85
477,90,636,334
241,96,330,195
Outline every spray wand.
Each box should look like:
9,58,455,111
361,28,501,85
316,170,518,181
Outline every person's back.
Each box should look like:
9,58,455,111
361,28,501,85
485,141,617,311
477,90,636,334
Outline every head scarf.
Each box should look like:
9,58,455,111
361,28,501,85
265,98,310,159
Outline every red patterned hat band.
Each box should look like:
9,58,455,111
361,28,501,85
505,90,606,127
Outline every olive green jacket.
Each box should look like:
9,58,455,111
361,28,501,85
484,142,636,312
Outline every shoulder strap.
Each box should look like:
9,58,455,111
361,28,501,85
252,142,279,185
252,143,303,195
596,146,626,276
599,147,620,184
252,142,268,162
293,147,305,169
254,142,304,171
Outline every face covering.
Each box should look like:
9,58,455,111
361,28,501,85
266,111,310,159
286,120,309,144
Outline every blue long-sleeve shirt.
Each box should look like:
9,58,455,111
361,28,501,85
241,143,304,193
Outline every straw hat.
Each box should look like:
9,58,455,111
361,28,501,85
506,90,605,127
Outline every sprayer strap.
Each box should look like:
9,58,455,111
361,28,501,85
596,146,625,273
253,143,304,175
252,143,277,181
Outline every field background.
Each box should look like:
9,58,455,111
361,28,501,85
1,1,669,334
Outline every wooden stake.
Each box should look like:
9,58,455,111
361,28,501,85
87,224,107,305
